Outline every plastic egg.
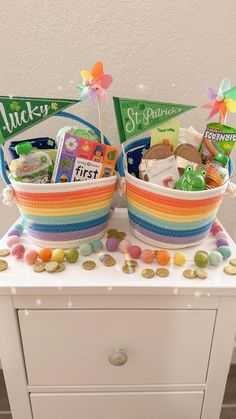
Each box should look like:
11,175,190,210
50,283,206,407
24,249,38,265
194,251,209,268
118,239,131,253
128,245,142,259
106,237,119,252
141,249,153,264
91,240,103,253
66,248,79,263
6,235,20,248
209,251,222,266
8,228,20,237
174,251,187,266
217,246,232,260
80,243,93,256
11,243,25,259
38,248,52,262
51,249,65,263
156,250,170,265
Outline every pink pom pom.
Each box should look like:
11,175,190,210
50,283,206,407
128,245,142,259
6,235,20,248
11,243,25,259
24,250,38,265
118,239,131,253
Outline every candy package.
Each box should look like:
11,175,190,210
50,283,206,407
200,122,236,163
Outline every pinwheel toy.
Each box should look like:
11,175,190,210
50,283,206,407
202,77,236,123
78,61,113,143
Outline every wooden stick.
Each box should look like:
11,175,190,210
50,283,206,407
97,96,104,144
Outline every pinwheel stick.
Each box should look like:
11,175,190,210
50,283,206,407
97,96,104,144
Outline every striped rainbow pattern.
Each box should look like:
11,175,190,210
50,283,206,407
126,176,226,248
12,177,116,248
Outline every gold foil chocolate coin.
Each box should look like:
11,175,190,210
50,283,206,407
0,249,10,257
230,259,236,267
103,256,116,267
125,259,138,267
224,265,236,275
142,268,155,279
183,269,197,279
55,262,65,273
122,265,135,274
156,267,169,278
194,268,208,280
45,261,58,273
0,260,8,271
33,262,45,273
82,261,96,270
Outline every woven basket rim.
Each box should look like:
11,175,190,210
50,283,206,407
10,174,117,191
124,168,228,198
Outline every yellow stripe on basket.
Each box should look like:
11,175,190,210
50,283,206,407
18,199,112,216
128,197,218,223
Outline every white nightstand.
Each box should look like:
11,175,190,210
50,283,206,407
0,209,236,419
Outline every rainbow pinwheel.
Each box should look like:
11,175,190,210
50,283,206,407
202,77,236,121
78,61,113,103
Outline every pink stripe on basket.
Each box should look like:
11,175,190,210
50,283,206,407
26,222,107,241
129,220,209,245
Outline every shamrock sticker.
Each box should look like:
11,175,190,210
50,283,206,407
51,102,58,110
10,101,21,112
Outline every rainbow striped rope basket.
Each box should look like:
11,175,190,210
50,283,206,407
1,112,117,248
118,137,232,249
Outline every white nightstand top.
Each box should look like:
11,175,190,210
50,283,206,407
0,208,235,296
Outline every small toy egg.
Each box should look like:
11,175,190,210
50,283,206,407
38,248,52,262
91,240,103,253
216,239,229,248
174,251,187,266
217,246,232,260
141,249,153,264
106,237,119,252
194,251,209,268
156,250,170,265
128,245,142,259
6,235,20,248
24,249,38,265
118,239,131,253
80,243,93,256
13,224,24,235
66,248,79,263
8,228,20,237
52,249,65,263
209,251,222,266
11,243,25,259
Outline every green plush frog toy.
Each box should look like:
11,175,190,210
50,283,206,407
175,165,206,191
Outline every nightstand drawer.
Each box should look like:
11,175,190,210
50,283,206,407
31,391,204,419
18,309,215,386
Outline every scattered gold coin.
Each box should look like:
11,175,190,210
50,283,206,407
0,249,10,257
33,262,45,273
122,264,135,274
55,262,65,273
152,250,159,257
183,269,197,279
0,259,8,272
230,258,236,267
125,259,138,268
224,265,236,276
82,260,96,270
142,268,155,279
194,268,208,280
45,261,58,273
117,232,126,239
107,229,118,236
156,267,169,278
103,256,116,267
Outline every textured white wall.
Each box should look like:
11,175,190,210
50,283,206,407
0,0,236,239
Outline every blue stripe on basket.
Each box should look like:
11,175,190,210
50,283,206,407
26,214,109,233
128,203,216,231
128,210,212,238
22,207,110,225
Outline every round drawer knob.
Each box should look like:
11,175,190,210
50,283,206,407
108,348,128,366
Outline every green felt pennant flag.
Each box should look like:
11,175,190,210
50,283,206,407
113,97,196,143
0,96,80,145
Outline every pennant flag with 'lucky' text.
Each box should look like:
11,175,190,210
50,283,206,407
113,97,196,143
0,96,80,145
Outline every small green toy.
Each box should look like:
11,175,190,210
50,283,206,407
175,165,206,191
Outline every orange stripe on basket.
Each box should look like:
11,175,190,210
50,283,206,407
127,190,221,215
126,181,223,208
13,184,115,201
